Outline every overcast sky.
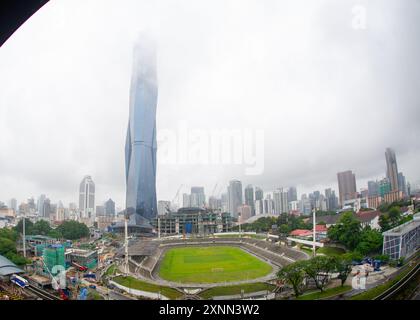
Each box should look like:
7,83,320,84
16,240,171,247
0,0,419,208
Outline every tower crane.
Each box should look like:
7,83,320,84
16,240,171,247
171,184,184,209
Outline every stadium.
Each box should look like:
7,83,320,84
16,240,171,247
109,235,310,300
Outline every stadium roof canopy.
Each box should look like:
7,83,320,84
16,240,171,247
0,255,24,276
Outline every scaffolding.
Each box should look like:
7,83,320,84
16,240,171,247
43,245,65,275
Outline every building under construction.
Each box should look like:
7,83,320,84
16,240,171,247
151,207,233,236
43,244,66,276
65,248,98,270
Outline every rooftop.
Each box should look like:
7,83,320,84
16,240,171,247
383,216,420,236
356,210,382,223
0,255,24,276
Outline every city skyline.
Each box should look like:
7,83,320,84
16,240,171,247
0,146,416,213
0,0,420,206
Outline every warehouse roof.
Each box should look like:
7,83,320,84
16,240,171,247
0,255,24,276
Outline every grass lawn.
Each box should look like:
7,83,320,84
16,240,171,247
88,289,104,300
297,285,352,300
299,246,345,257
113,276,183,299
316,247,346,256
300,246,314,255
199,282,275,299
350,263,417,300
159,246,273,283
104,264,117,276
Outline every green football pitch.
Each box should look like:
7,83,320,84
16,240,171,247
158,246,273,283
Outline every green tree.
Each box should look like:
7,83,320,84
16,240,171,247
0,228,18,242
387,207,401,226
302,256,337,292
56,220,90,240
0,237,16,256
47,229,62,239
355,227,383,255
277,260,306,297
14,219,34,235
332,256,353,286
279,224,289,234
0,236,30,266
327,212,361,250
32,220,52,236
379,215,391,232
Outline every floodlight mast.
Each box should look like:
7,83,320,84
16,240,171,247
22,212,26,258
312,208,316,257
124,212,129,276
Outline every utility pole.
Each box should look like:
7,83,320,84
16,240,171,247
312,208,316,257
22,213,26,258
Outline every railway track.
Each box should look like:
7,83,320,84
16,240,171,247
26,285,61,300
373,262,420,300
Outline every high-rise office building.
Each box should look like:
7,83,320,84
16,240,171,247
273,188,288,214
244,185,255,215
385,148,399,191
300,194,312,216
398,172,407,196
37,194,46,216
221,193,228,212
255,187,264,201
288,186,298,203
255,199,264,215
238,205,252,224
27,197,36,213
263,195,274,214
254,187,264,214
105,199,115,216
125,36,158,225
208,196,222,210
79,175,95,219
43,198,52,219
9,198,17,213
228,180,243,218
182,193,191,208
96,205,105,216
379,178,391,197
368,180,379,197
191,187,205,208
325,188,338,211
337,170,357,206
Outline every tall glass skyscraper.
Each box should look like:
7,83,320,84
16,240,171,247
385,147,399,192
125,36,158,227
79,175,95,219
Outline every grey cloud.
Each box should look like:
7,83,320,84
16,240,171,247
0,0,419,206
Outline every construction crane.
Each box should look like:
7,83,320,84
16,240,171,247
171,184,184,209
211,183,218,198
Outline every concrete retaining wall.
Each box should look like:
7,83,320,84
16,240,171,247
109,280,170,300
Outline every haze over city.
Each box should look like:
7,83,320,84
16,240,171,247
0,0,419,207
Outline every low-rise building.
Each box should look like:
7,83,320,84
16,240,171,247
289,225,328,241
356,210,382,230
382,212,420,260
65,248,98,270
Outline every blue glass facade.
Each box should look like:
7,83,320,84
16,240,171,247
125,37,158,226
